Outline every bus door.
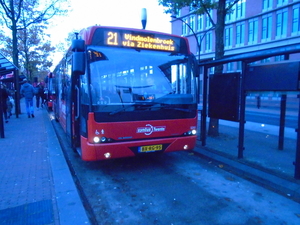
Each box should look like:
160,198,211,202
71,37,86,151
71,75,81,150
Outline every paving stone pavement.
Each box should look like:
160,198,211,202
0,99,90,225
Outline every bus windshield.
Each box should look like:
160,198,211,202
87,46,196,111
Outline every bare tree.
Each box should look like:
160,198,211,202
159,0,240,136
0,0,68,115
0,0,68,72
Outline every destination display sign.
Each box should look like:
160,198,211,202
100,29,182,52
84,27,188,53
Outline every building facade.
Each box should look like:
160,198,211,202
171,0,300,73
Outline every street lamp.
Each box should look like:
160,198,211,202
171,15,215,144
171,15,201,62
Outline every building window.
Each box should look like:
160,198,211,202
263,0,273,11
275,55,285,61
235,0,246,19
236,22,245,46
248,18,258,44
236,61,242,71
292,4,300,34
206,10,213,29
226,62,234,72
182,18,188,36
226,9,234,22
197,15,203,31
189,16,195,35
226,0,246,22
225,1,234,23
276,9,288,38
261,58,271,63
224,26,233,49
262,14,272,41
277,0,288,6
205,32,212,52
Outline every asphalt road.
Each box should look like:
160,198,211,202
245,111,296,128
52,116,300,225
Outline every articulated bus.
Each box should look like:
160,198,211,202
51,26,199,161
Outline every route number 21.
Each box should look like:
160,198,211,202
107,32,118,45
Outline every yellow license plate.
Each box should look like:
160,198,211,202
139,144,163,153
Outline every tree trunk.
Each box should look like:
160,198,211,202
207,0,226,137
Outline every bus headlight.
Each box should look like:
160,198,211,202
93,136,101,143
93,136,112,143
184,129,197,136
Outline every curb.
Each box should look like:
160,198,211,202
44,110,91,224
193,144,300,203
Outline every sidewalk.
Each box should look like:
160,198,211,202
194,106,300,202
0,99,90,225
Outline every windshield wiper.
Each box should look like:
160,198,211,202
109,103,156,115
158,105,193,112
109,103,192,115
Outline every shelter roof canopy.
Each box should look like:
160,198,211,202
0,52,18,77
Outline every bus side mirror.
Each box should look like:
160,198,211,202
72,52,85,75
72,38,86,75
72,39,85,52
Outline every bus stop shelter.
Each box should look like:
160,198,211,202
199,43,300,179
0,52,19,138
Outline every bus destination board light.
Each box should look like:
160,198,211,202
104,30,179,52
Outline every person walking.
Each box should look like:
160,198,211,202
35,83,44,110
20,79,35,118
6,95,13,118
0,83,9,123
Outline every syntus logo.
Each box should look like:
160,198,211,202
136,124,166,135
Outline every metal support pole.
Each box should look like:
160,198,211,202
237,61,246,159
0,86,5,138
201,66,208,146
14,69,20,118
294,95,300,179
278,94,287,150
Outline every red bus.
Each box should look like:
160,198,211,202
51,26,198,161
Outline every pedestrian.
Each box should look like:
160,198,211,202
0,83,9,123
41,87,47,107
35,83,44,109
6,95,13,118
20,79,35,118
